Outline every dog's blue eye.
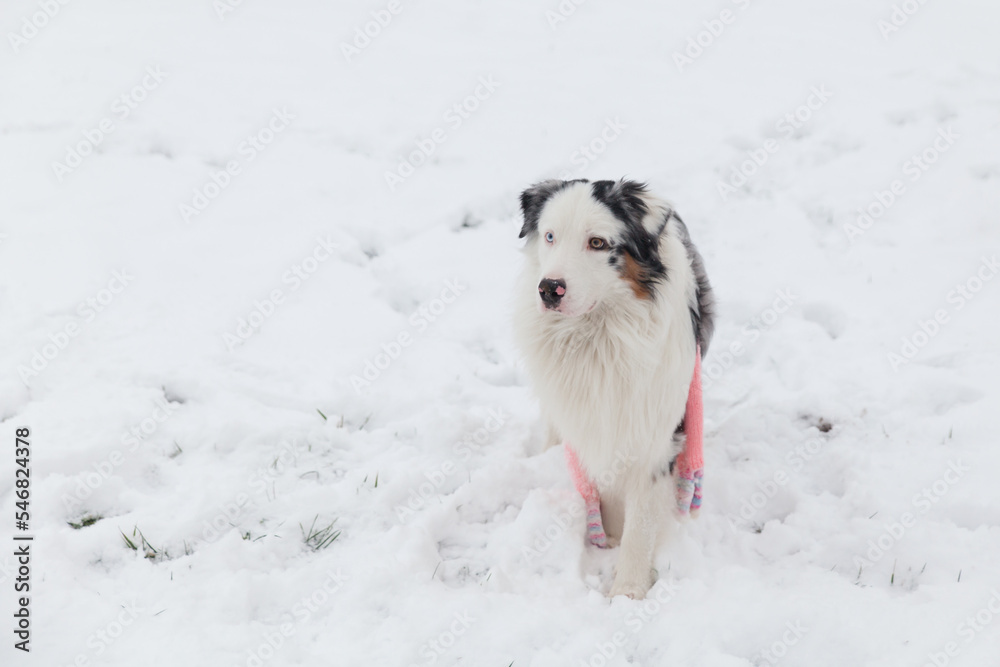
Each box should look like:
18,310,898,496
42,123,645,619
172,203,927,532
545,232,554,243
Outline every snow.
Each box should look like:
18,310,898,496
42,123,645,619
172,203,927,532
1,0,999,665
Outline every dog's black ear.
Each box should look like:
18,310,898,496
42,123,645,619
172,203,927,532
518,180,560,238
518,179,586,238
590,179,650,226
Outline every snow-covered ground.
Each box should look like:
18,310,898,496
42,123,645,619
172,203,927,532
1,0,999,665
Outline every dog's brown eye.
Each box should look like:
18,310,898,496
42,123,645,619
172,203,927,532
589,237,607,250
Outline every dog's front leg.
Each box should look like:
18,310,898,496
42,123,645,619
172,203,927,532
608,481,657,599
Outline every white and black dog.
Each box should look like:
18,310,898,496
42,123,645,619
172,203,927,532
513,178,714,599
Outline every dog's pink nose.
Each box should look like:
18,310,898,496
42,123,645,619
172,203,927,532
538,278,566,308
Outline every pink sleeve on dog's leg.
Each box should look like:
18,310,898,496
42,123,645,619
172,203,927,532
681,346,704,472
676,346,704,517
564,443,607,547
564,443,599,504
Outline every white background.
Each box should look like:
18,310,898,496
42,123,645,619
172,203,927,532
1,1,999,665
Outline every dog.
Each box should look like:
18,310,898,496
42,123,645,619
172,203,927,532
512,178,714,599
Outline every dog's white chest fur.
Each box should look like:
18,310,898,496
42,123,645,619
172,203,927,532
513,255,696,488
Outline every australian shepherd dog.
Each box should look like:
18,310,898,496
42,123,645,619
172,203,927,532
513,179,715,599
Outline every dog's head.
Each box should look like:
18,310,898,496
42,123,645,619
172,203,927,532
518,178,669,317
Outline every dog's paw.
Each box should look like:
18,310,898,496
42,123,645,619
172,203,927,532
608,579,648,600
603,535,620,548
